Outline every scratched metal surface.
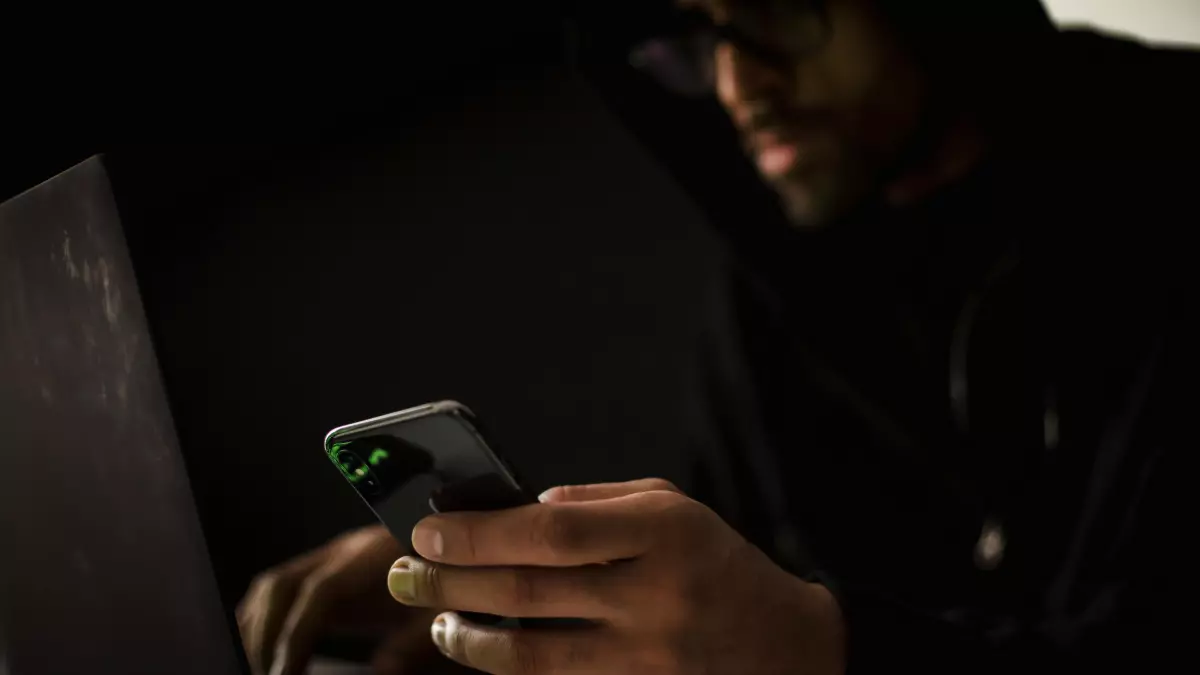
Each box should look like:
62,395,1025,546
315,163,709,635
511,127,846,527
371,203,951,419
0,157,245,675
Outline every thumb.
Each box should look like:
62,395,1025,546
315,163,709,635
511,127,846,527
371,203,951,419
538,478,683,503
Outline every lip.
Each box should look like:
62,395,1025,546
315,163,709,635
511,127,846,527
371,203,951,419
748,127,810,176
756,140,801,177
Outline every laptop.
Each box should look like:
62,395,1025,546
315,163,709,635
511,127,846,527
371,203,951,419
0,157,368,675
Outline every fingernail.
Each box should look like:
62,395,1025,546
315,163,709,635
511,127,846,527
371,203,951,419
388,559,416,603
412,524,444,559
431,615,449,655
537,489,553,503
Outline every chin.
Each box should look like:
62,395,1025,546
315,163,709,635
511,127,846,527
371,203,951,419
772,160,878,230
774,178,839,230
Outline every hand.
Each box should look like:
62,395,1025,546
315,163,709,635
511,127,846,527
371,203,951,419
237,524,446,675
387,479,846,675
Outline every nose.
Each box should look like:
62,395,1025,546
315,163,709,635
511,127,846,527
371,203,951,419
714,41,789,125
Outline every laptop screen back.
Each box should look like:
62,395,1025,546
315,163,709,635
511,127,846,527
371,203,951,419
0,158,246,675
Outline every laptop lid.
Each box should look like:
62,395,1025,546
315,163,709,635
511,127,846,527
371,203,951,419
0,157,246,675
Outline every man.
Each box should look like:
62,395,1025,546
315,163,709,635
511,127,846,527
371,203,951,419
237,0,1199,673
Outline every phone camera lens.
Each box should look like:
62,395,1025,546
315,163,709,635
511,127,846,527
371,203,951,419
335,448,382,496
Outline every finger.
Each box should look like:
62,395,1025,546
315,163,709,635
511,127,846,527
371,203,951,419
269,573,339,675
432,611,618,675
413,492,673,566
247,550,333,667
239,574,301,674
235,596,256,666
538,478,682,504
237,587,266,675
388,557,619,619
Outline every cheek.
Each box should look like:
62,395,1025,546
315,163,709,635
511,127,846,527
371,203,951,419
714,44,737,110
793,2,927,153
852,53,927,153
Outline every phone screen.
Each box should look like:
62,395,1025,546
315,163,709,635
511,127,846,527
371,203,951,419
326,404,532,544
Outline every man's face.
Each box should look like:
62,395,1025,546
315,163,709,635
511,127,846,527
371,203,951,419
695,0,929,228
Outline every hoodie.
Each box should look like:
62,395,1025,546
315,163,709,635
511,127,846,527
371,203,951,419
677,26,1200,674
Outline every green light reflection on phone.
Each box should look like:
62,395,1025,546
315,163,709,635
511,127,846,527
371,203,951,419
329,442,390,485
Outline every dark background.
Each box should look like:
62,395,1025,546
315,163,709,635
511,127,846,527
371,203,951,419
1,1,778,610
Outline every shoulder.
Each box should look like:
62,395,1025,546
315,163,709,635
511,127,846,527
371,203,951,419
1017,31,1198,280
996,33,1197,369
1046,30,1200,158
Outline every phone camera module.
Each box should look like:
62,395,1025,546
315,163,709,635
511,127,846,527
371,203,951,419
334,448,382,496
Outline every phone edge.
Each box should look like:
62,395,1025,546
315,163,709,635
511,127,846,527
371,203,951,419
323,399,473,454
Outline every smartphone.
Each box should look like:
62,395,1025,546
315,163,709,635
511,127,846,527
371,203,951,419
325,400,536,544
326,400,586,629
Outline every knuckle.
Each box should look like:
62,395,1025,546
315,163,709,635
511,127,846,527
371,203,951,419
421,562,444,605
583,568,631,616
635,487,687,511
531,508,579,558
643,478,682,494
298,571,335,601
508,634,543,675
578,571,633,621
254,568,297,605
633,491,698,536
460,522,480,564
508,569,542,610
250,569,281,595
660,493,713,531
544,485,574,501
235,595,256,623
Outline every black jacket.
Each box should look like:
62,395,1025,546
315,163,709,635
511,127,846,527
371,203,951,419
684,30,1200,673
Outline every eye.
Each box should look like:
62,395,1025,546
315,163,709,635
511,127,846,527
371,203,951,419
727,0,827,56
